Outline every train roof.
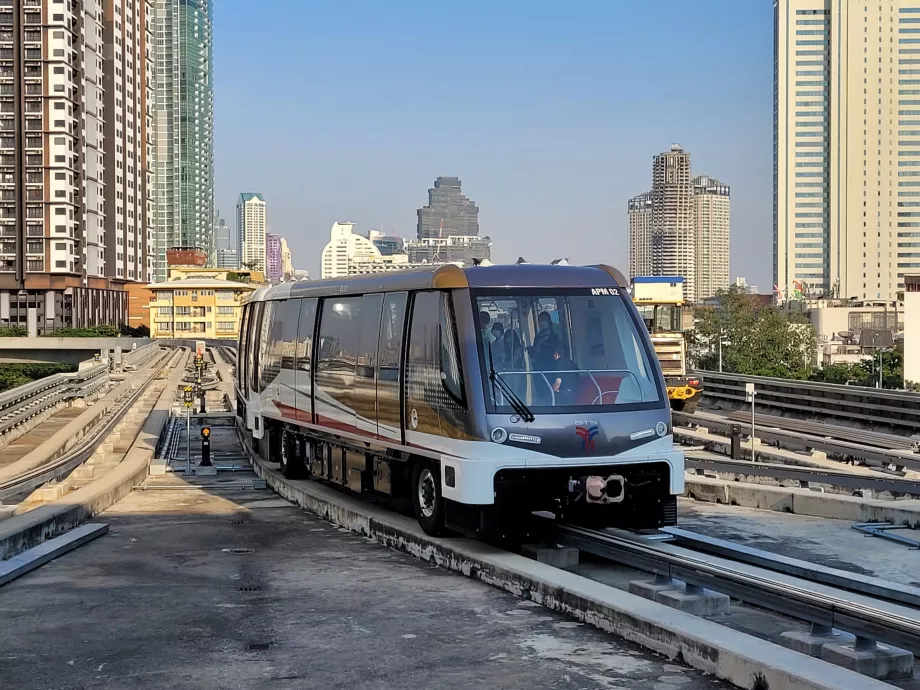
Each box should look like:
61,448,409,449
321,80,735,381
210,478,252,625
252,264,626,302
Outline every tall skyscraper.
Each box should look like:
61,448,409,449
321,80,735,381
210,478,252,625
693,175,731,300
417,177,480,239
0,0,153,333
152,0,214,282
775,0,920,302
628,192,654,280
628,147,730,302
213,213,232,254
416,176,488,264
651,145,696,301
237,193,266,272
265,232,281,282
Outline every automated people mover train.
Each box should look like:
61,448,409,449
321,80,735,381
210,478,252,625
235,263,684,537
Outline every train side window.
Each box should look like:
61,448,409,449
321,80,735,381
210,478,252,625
440,292,465,405
356,293,383,379
378,292,407,382
277,299,301,370
295,298,317,374
258,301,277,392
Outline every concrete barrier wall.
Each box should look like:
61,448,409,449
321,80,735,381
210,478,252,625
0,338,154,364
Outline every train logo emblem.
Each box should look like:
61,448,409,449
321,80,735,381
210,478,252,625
575,424,598,452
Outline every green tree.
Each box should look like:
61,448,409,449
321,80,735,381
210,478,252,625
0,363,76,393
44,324,120,338
226,272,249,284
685,286,817,379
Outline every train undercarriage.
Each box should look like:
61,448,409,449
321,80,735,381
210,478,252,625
255,417,678,540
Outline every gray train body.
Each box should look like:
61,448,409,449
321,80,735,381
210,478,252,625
235,263,683,537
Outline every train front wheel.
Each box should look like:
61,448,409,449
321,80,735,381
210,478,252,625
279,429,307,479
412,461,447,537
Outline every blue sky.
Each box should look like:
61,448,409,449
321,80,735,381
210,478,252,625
215,0,773,287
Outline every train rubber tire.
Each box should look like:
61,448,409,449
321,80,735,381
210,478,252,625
412,461,447,537
279,429,307,479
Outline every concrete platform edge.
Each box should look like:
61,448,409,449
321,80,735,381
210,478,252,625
0,357,184,561
249,453,892,690
685,474,920,526
0,523,108,586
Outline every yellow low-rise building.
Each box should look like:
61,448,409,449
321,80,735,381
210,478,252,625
145,277,257,339
165,266,267,285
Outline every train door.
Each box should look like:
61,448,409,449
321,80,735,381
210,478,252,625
405,291,442,441
237,303,251,400
248,301,273,439
354,293,383,437
376,292,407,442
314,295,362,433
293,298,317,423
264,298,300,417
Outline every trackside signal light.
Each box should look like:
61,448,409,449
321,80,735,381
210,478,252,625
201,426,211,439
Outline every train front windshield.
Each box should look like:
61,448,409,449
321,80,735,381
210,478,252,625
475,289,662,413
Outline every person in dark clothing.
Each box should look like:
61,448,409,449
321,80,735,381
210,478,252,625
530,311,562,370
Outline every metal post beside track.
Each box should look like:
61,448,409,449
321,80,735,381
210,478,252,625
745,382,756,463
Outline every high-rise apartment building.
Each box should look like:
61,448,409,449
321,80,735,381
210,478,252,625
628,192,654,279
265,232,281,282
280,236,292,278
416,177,487,263
152,0,214,282
651,145,696,301
0,0,153,333
628,146,730,302
237,193,266,272
693,175,731,300
775,0,920,302
104,0,154,286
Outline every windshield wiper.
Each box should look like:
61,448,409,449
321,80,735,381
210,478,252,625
487,344,535,423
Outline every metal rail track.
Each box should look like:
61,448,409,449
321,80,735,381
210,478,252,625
724,410,915,451
698,370,920,435
0,348,181,502
550,521,920,654
674,410,919,472
661,526,920,609
220,346,237,367
685,453,920,496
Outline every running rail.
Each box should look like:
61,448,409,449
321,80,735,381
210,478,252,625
674,411,919,472
684,454,920,496
551,522,920,654
697,370,920,434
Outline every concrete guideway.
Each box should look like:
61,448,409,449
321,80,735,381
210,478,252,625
249,456,898,690
0,346,174,490
0,349,190,561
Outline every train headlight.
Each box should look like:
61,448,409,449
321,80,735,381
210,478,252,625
491,427,508,444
